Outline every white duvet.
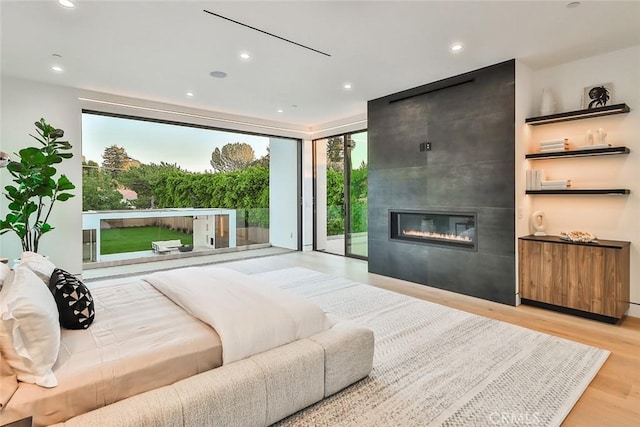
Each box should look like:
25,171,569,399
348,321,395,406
143,266,330,364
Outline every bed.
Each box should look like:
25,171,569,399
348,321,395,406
0,261,374,427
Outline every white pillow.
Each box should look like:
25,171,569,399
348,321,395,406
0,266,60,387
19,251,56,284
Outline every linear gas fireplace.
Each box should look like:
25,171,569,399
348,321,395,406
390,210,476,249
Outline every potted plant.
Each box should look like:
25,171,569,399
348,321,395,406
0,118,76,253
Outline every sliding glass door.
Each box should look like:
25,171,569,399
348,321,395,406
313,131,367,259
345,131,368,258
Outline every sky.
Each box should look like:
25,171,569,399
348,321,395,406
82,114,270,173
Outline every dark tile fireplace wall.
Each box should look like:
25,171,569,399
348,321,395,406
367,60,516,305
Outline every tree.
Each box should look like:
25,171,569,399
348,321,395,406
82,159,100,175
117,162,184,209
82,168,124,211
326,137,344,172
210,142,255,172
251,146,270,168
102,145,131,174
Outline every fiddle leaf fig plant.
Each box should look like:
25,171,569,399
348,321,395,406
1,118,76,253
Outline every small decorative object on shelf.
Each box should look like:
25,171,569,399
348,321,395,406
540,88,557,115
582,83,613,109
584,129,594,146
559,230,598,243
530,211,547,236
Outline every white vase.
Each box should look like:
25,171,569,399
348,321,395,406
540,88,556,116
531,211,547,236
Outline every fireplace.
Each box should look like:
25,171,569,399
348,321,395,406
390,210,476,249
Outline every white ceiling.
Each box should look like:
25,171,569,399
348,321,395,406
1,1,639,128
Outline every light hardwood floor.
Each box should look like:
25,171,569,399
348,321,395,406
217,251,640,427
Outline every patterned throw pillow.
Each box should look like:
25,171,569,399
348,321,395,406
48,268,95,330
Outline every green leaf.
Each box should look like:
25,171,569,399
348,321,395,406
57,175,76,190
56,141,72,150
48,154,63,164
7,162,23,173
19,147,46,164
56,193,74,201
25,203,38,215
8,201,22,211
42,165,57,177
39,223,53,233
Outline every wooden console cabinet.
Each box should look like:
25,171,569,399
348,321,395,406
518,235,630,323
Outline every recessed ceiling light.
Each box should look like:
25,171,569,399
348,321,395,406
51,65,63,72
277,109,284,113
239,52,251,60
343,83,352,90
58,0,75,8
566,2,580,8
186,92,194,97
450,43,464,52
209,71,227,79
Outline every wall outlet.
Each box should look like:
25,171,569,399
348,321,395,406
426,142,432,151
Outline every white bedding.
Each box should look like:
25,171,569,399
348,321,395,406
143,266,330,364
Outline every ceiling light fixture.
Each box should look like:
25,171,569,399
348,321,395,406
566,2,580,8
209,71,228,79
186,92,194,97
58,0,75,8
343,83,352,90
277,109,284,113
240,52,251,60
450,43,464,53
51,65,64,73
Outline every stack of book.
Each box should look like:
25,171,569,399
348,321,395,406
540,179,571,190
539,138,569,153
526,170,572,190
525,169,544,190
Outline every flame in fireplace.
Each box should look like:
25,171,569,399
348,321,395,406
401,229,473,243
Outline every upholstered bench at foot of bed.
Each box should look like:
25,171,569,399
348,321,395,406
51,322,374,427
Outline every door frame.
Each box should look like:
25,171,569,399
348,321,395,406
312,130,367,260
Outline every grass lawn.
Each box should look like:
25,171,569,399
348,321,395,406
100,226,193,254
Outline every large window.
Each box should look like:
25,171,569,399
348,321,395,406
81,112,298,264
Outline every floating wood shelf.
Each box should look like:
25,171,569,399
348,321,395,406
525,103,630,125
525,146,630,160
526,189,630,195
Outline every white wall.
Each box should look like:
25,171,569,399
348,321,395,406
269,137,299,250
527,45,640,317
0,77,84,274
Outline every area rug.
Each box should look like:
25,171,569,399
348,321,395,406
253,267,609,427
